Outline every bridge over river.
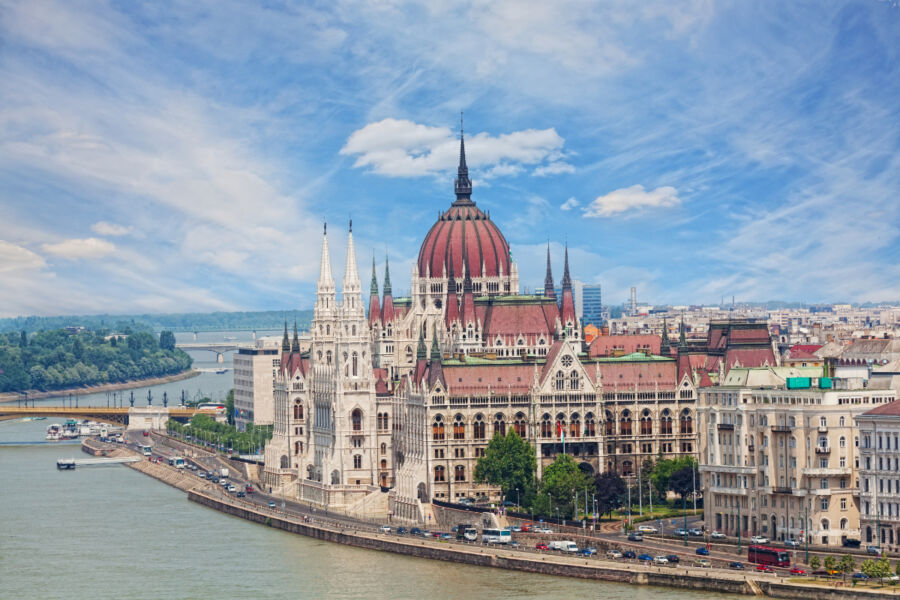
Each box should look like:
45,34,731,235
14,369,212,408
175,342,246,363
0,405,223,429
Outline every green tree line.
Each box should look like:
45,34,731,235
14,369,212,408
0,327,192,393
167,412,272,454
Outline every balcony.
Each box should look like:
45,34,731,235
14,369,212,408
709,486,749,496
717,423,735,431
814,446,831,454
801,467,851,477
772,486,793,494
771,425,793,433
818,426,828,433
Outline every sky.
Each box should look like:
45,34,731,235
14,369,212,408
1,0,899,318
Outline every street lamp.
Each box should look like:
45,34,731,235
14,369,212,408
516,487,520,511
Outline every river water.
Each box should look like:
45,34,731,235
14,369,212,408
1,331,743,599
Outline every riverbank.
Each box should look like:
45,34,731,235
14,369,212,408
0,369,199,403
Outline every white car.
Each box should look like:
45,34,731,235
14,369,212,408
606,550,623,559
537,527,553,534
710,531,726,539
750,535,769,544
379,525,391,534
638,525,659,534
653,556,669,564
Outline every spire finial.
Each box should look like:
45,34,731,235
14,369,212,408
561,242,572,291
370,255,379,296
454,113,473,204
349,218,352,233
544,242,555,298
324,221,327,235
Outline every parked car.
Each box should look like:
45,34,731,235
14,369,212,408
711,531,726,539
696,547,710,555
750,535,769,544
627,532,644,542
581,547,597,557
268,501,276,508
638,525,658,534
867,545,883,556
537,527,553,534
784,538,800,548
245,484,254,493
236,491,245,498
500,500,516,507
842,539,862,548
397,527,408,535
666,555,680,564
653,556,668,564
789,567,807,575
695,559,711,568
674,528,688,536
227,484,236,492
637,554,653,562
729,562,744,570
622,550,636,559
511,526,522,532
689,528,703,536
535,543,550,551
606,550,623,559
756,565,774,573
379,525,391,534
440,533,453,540
853,572,869,580
883,574,900,582
410,527,422,536
520,523,532,533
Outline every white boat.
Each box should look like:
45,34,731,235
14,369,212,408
46,424,61,441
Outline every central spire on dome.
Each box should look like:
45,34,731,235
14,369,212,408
453,113,473,205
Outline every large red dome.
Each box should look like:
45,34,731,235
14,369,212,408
417,199,511,279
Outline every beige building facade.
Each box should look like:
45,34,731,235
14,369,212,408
233,338,281,431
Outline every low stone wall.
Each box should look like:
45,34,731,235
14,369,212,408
759,581,900,600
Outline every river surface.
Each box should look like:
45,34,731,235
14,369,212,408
1,331,744,599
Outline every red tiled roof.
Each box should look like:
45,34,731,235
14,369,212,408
791,344,823,355
594,361,677,389
861,400,900,417
589,335,661,357
482,301,557,345
442,363,535,395
725,348,775,368
417,203,511,279
698,371,714,388
382,293,395,323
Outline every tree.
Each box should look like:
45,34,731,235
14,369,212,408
860,559,876,578
594,471,626,517
669,466,696,499
537,453,593,519
838,554,856,576
474,429,537,503
809,556,820,570
651,456,697,499
225,389,235,426
159,330,176,352
19,330,27,348
874,558,892,579
824,555,837,572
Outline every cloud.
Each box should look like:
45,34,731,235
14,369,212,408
533,162,575,176
91,221,133,236
0,240,46,272
583,185,681,218
42,238,116,260
560,197,579,211
340,118,567,178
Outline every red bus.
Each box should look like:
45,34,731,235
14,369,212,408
748,545,790,567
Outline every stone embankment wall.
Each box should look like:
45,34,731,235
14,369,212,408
81,438,206,493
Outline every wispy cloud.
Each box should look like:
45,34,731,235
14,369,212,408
42,238,116,260
91,222,133,237
0,240,46,272
583,185,681,218
560,197,579,211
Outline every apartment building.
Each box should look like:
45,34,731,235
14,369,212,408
698,367,896,547
856,401,900,547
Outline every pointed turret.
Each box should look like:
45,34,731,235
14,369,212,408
314,222,337,325
281,321,290,352
560,244,576,326
453,115,473,204
444,253,460,327
318,222,334,287
430,323,442,362
291,320,300,352
416,326,427,361
543,243,555,298
368,256,381,327
381,254,395,324
341,220,363,318
660,318,670,356
679,317,687,347
343,220,360,286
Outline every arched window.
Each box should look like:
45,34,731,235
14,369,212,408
280,455,289,468
585,412,596,437
605,411,614,436
660,409,672,434
434,465,445,482
453,414,466,440
432,415,445,441
555,370,565,391
821,518,830,531
455,465,466,482
622,460,633,476
840,436,846,448
381,442,387,455
326,350,332,365
294,400,303,420
570,412,581,438
381,459,387,470
569,370,579,390
331,469,339,484
541,413,552,438
640,409,652,435
840,518,848,530
351,409,362,432
680,409,693,434
514,412,527,437
555,413,567,438
353,454,362,469
473,414,485,439
839,416,846,427
352,352,358,377
294,441,301,454
493,413,506,437
620,410,632,436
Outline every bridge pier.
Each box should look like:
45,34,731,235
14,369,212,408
127,406,170,431
193,331,198,340
217,352,224,364
251,330,257,339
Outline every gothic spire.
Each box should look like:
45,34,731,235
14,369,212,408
343,220,360,286
453,113,473,204
282,320,289,352
430,322,441,361
370,256,379,296
661,317,669,347
544,242,555,298
679,317,687,347
383,254,392,296
291,320,300,352
416,326,427,360
561,243,572,291
318,222,334,286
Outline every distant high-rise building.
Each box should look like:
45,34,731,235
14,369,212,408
630,286,637,315
582,283,603,327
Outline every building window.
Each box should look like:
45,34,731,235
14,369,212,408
570,413,581,438
473,414,486,439
454,465,466,482
680,409,693,434
620,411,632,436
453,414,465,440
541,414,552,438
514,412,527,437
351,409,362,432
660,410,672,435
432,415,445,441
493,413,506,437
841,498,847,510
569,370,579,391
555,370,565,391
353,454,362,469
821,498,829,511
585,413,596,437
434,466,445,482
640,409,652,435
605,411,614,436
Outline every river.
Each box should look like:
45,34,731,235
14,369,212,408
0,331,743,599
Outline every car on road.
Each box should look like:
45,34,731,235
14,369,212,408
268,501,276,508
750,535,769,544
606,550,623,559
627,532,643,542
420,530,431,538
755,564,774,573
653,556,668,564
535,543,550,551
236,491,245,497
666,555,680,564
637,554,653,562
689,528,703,536
509,541,521,549
581,547,597,556
520,523,532,533
842,539,862,548
711,531,726,539
729,562,744,570
500,500,516,507
410,527,422,536
867,545,883,556
397,527,408,535
695,547,709,555
637,525,658,534
245,484,254,493
142,430,149,436
227,484,236,492
789,567,807,575
695,559,711,568
852,572,869,580
536,527,553,534
674,528,688,536
883,574,900,582
440,533,453,540
622,550,636,559
379,525,391,534
784,538,800,548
